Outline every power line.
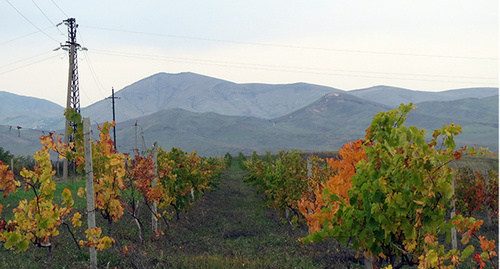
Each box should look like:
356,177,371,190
31,0,55,26
90,49,498,86
77,31,110,101
31,0,65,36
0,50,55,70
0,54,60,75
49,0,68,17
94,49,497,81
4,0,60,43
0,27,54,46
83,25,498,61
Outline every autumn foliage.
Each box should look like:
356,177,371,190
245,103,498,268
0,109,225,268
297,140,366,234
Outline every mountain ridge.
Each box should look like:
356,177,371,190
0,72,497,156
80,72,342,124
349,85,498,107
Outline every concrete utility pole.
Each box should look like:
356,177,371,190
61,18,81,181
106,87,120,150
83,117,97,268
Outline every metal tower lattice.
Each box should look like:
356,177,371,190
64,18,81,131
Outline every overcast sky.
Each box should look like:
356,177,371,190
0,1,498,107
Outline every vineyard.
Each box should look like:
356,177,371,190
0,104,498,268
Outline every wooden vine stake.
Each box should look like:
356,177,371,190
306,157,312,234
83,117,97,268
451,178,457,250
152,142,158,235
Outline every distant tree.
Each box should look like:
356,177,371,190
251,151,259,163
237,152,247,169
0,147,13,164
224,152,232,168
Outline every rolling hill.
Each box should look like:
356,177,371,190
0,91,64,130
349,86,498,107
111,93,498,156
81,72,341,124
0,73,497,156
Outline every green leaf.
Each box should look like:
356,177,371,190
461,245,474,259
18,239,29,252
4,231,21,250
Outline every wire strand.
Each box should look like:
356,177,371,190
0,27,54,46
0,54,60,75
83,25,498,61
4,0,60,43
0,50,55,70
90,49,499,86
77,31,110,102
50,0,68,17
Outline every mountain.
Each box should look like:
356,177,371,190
406,96,499,150
81,72,341,124
111,92,391,156
0,73,497,156
109,94,497,156
0,91,64,129
273,92,390,132
348,86,499,107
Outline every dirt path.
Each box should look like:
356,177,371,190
151,167,360,268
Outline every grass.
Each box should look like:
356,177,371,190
0,158,497,268
1,177,86,220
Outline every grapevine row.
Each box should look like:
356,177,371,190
243,103,498,269
0,110,225,268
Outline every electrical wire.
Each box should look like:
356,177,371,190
83,25,498,61
49,0,68,18
0,54,61,75
31,0,65,35
4,0,60,43
77,31,110,102
0,50,55,70
93,49,497,81
0,27,54,46
90,49,498,86
31,0,55,26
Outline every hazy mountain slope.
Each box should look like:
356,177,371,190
81,72,340,124
273,92,389,133
0,91,64,129
348,86,499,107
2,94,498,157
411,95,498,125
109,93,497,157
0,74,497,157
0,125,46,156
407,96,499,150
114,108,299,155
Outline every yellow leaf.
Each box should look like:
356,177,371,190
413,200,425,206
72,212,82,227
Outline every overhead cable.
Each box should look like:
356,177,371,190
83,25,498,61
4,0,60,43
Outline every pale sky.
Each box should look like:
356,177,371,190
0,1,498,108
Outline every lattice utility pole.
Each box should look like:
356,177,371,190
60,18,82,181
